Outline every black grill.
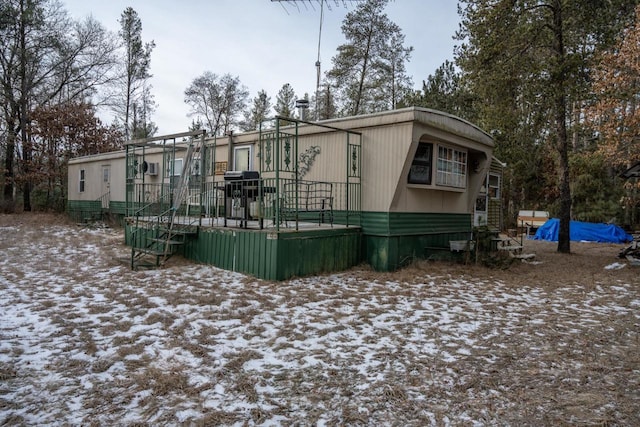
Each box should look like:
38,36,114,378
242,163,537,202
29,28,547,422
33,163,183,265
223,170,260,197
222,170,275,228
223,170,259,181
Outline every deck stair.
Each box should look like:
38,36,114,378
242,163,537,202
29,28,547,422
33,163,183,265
486,217,534,259
130,136,202,270
491,232,538,260
130,219,198,269
495,235,525,256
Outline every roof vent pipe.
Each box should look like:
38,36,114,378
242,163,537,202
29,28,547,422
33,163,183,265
296,99,309,121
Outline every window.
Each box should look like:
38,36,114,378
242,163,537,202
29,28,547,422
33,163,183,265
79,169,85,193
408,143,433,185
103,167,110,183
191,156,201,176
171,158,183,176
234,145,252,171
436,146,467,188
488,173,500,199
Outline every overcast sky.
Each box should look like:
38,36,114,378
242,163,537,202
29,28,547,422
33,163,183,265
63,0,461,135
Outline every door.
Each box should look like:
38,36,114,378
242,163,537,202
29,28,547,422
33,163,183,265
101,165,111,208
474,195,488,226
474,175,488,227
234,145,252,171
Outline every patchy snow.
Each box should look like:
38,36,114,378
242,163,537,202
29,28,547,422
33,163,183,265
0,220,639,425
605,262,627,270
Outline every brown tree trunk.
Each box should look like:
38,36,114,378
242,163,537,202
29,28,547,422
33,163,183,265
3,116,18,212
557,135,571,253
3,134,16,211
19,0,30,212
552,0,571,254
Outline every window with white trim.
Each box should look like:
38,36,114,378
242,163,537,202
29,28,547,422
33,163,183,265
488,173,500,199
436,146,467,188
234,145,252,171
79,169,85,193
171,158,183,176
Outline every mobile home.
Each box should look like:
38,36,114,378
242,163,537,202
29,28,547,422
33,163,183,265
68,107,498,279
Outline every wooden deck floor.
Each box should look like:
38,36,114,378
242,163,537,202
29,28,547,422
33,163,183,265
132,215,353,232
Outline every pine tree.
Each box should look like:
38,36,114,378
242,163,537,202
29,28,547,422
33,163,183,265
117,7,155,140
376,30,413,110
326,0,412,116
406,60,477,122
456,0,637,253
130,84,157,139
241,90,272,131
570,153,623,223
314,81,338,120
274,83,296,118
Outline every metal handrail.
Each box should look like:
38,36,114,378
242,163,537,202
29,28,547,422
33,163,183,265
95,191,110,209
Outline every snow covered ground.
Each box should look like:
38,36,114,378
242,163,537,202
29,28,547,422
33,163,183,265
1,217,639,425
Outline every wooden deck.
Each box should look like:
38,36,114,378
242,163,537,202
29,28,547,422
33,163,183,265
133,215,349,231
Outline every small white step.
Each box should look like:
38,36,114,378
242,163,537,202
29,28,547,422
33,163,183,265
511,252,536,260
498,245,523,252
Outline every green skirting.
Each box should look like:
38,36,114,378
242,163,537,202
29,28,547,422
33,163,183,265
125,223,362,281
361,211,473,271
67,200,102,222
116,208,475,278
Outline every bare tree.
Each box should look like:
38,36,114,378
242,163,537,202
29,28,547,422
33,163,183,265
0,0,119,211
184,72,249,136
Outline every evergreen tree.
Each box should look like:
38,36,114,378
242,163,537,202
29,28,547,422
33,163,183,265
241,90,272,131
274,83,296,118
130,83,157,139
117,7,155,140
376,30,413,110
326,0,412,116
314,81,338,120
188,119,204,132
456,0,637,253
406,60,477,122
570,152,623,223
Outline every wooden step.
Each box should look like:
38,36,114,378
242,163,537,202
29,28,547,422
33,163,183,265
132,261,158,270
511,252,536,260
150,238,184,245
157,227,198,237
498,244,523,252
133,247,166,256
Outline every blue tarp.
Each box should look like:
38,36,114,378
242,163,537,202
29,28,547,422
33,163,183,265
532,218,633,243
